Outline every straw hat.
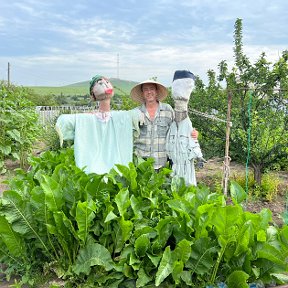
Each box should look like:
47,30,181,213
130,80,168,103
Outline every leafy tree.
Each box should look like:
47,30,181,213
190,72,227,159
191,19,288,185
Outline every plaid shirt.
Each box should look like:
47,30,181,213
134,102,174,169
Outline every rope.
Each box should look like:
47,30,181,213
189,108,232,126
245,90,253,194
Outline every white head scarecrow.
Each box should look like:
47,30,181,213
172,70,195,122
166,70,205,186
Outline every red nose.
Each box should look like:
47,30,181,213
105,88,113,94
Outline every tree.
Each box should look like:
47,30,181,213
191,19,288,185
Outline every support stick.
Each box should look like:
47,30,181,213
222,90,232,196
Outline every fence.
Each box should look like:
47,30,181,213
36,105,99,126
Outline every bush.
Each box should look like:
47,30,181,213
232,171,280,201
0,82,41,173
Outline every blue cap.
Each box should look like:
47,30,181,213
173,70,195,81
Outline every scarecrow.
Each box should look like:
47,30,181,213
55,75,140,175
166,70,205,186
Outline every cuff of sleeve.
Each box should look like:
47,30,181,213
55,124,64,147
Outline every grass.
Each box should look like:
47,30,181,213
28,78,139,96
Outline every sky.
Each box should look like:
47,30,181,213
0,0,287,87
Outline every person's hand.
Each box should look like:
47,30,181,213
191,129,198,140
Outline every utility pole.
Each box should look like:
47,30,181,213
117,53,119,79
222,89,232,197
8,62,10,86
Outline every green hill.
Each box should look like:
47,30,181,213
29,78,139,96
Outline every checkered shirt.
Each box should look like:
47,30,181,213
134,102,174,169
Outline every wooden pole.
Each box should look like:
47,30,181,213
222,90,232,196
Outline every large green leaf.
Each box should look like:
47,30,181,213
115,188,130,217
130,195,143,220
0,144,11,155
136,268,152,287
230,180,247,204
7,129,22,143
211,205,243,247
50,211,77,263
257,242,288,266
135,234,150,257
76,200,96,244
0,190,50,255
0,215,26,257
114,217,133,253
234,221,253,256
173,239,192,264
155,217,174,247
187,237,217,275
226,270,249,288
115,162,138,191
166,198,192,221
73,242,115,275
155,246,173,286
41,175,64,212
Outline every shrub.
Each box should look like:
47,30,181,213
0,82,41,173
231,171,280,201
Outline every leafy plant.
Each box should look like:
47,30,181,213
0,82,41,173
0,149,287,287
231,171,280,201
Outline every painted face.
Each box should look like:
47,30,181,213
172,78,194,101
92,77,114,100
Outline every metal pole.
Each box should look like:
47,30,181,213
8,62,10,86
222,90,232,196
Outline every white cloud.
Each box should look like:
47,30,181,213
0,0,287,86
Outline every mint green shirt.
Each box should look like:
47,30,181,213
56,110,140,174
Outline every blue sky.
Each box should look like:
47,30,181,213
0,0,287,87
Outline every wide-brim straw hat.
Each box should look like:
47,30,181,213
130,80,168,103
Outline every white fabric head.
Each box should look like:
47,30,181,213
172,78,194,102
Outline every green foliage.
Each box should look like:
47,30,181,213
24,88,58,106
0,148,287,287
232,171,281,201
259,174,281,201
0,82,41,173
191,19,288,185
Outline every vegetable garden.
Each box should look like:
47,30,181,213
0,18,288,287
0,149,288,287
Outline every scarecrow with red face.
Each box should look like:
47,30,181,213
55,75,140,174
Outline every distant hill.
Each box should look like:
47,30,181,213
62,78,139,95
29,78,139,96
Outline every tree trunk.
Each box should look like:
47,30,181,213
252,163,262,186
